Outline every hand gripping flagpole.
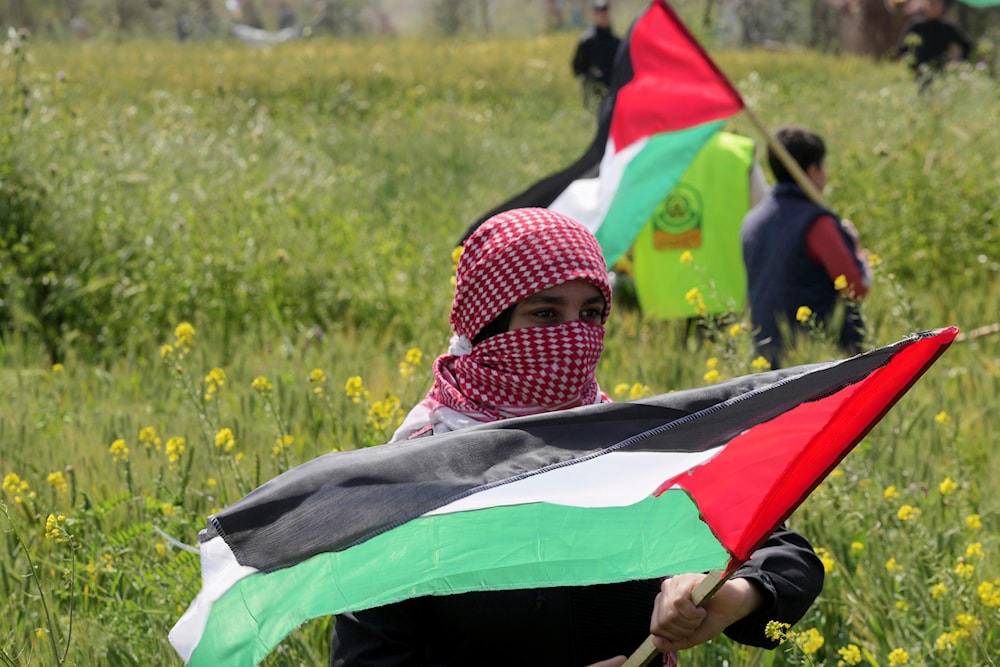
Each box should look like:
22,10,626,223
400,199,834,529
622,570,727,667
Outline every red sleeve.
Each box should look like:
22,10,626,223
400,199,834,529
804,216,869,299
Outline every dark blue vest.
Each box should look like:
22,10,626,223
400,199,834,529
741,183,860,365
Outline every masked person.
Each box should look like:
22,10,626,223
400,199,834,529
331,208,823,667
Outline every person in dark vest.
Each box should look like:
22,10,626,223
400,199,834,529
741,126,872,369
572,0,621,109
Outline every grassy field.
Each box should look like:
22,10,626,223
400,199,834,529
1,24,999,667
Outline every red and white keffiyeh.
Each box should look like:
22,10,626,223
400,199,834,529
449,207,611,340
414,208,612,428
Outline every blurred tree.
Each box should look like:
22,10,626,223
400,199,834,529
433,0,472,35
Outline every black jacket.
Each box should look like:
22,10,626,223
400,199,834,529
330,526,823,666
897,17,972,70
572,26,621,87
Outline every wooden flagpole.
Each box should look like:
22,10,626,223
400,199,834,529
621,570,728,667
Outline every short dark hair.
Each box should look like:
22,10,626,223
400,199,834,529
768,125,825,183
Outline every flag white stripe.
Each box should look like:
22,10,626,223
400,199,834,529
425,446,725,516
168,536,258,662
549,137,645,231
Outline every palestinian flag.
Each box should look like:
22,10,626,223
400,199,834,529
170,328,956,666
462,0,744,267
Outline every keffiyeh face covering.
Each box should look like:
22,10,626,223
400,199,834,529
428,208,612,422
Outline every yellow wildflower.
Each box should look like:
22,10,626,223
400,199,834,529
368,396,402,431
679,250,694,265
139,426,162,451
837,643,862,665
206,478,217,487
885,558,903,573
796,627,824,654
35,628,46,639
684,287,702,306
3,472,30,496
751,356,771,372
215,427,236,453
205,368,226,386
613,383,631,399
930,582,948,599
705,357,718,370
109,438,129,462
814,547,835,573
174,321,195,348
159,344,174,359
977,580,1000,607
101,553,116,572
954,561,975,578
204,367,226,401
272,434,295,458
850,541,864,555
155,543,167,557
895,600,909,611
939,476,957,495
728,323,743,338
252,375,272,396
868,253,882,267
44,513,67,541
399,360,415,380
450,246,463,285
965,542,984,560
345,376,369,403
883,485,899,500
887,648,909,666
795,306,812,323
165,437,186,464
628,383,650,400
897,504,921,521
46,471,68,494
405,348,423,366
309,369,328,394
935,631,958,651
833,274,848,291
764,621,790,642
955,613,979,631
965,514,982,531
934,410,951,424
703,369,720,384
51,363,65,374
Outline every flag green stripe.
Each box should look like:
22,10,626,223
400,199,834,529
188,490,728,666
596,120,727,266
960,0,1000,6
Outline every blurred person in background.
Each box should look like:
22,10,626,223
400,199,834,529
572,0,621,109
897,0,973,88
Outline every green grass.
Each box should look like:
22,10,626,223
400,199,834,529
1,29,998,666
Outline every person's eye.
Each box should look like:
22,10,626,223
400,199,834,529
581,308,603,321
531,308,557,320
